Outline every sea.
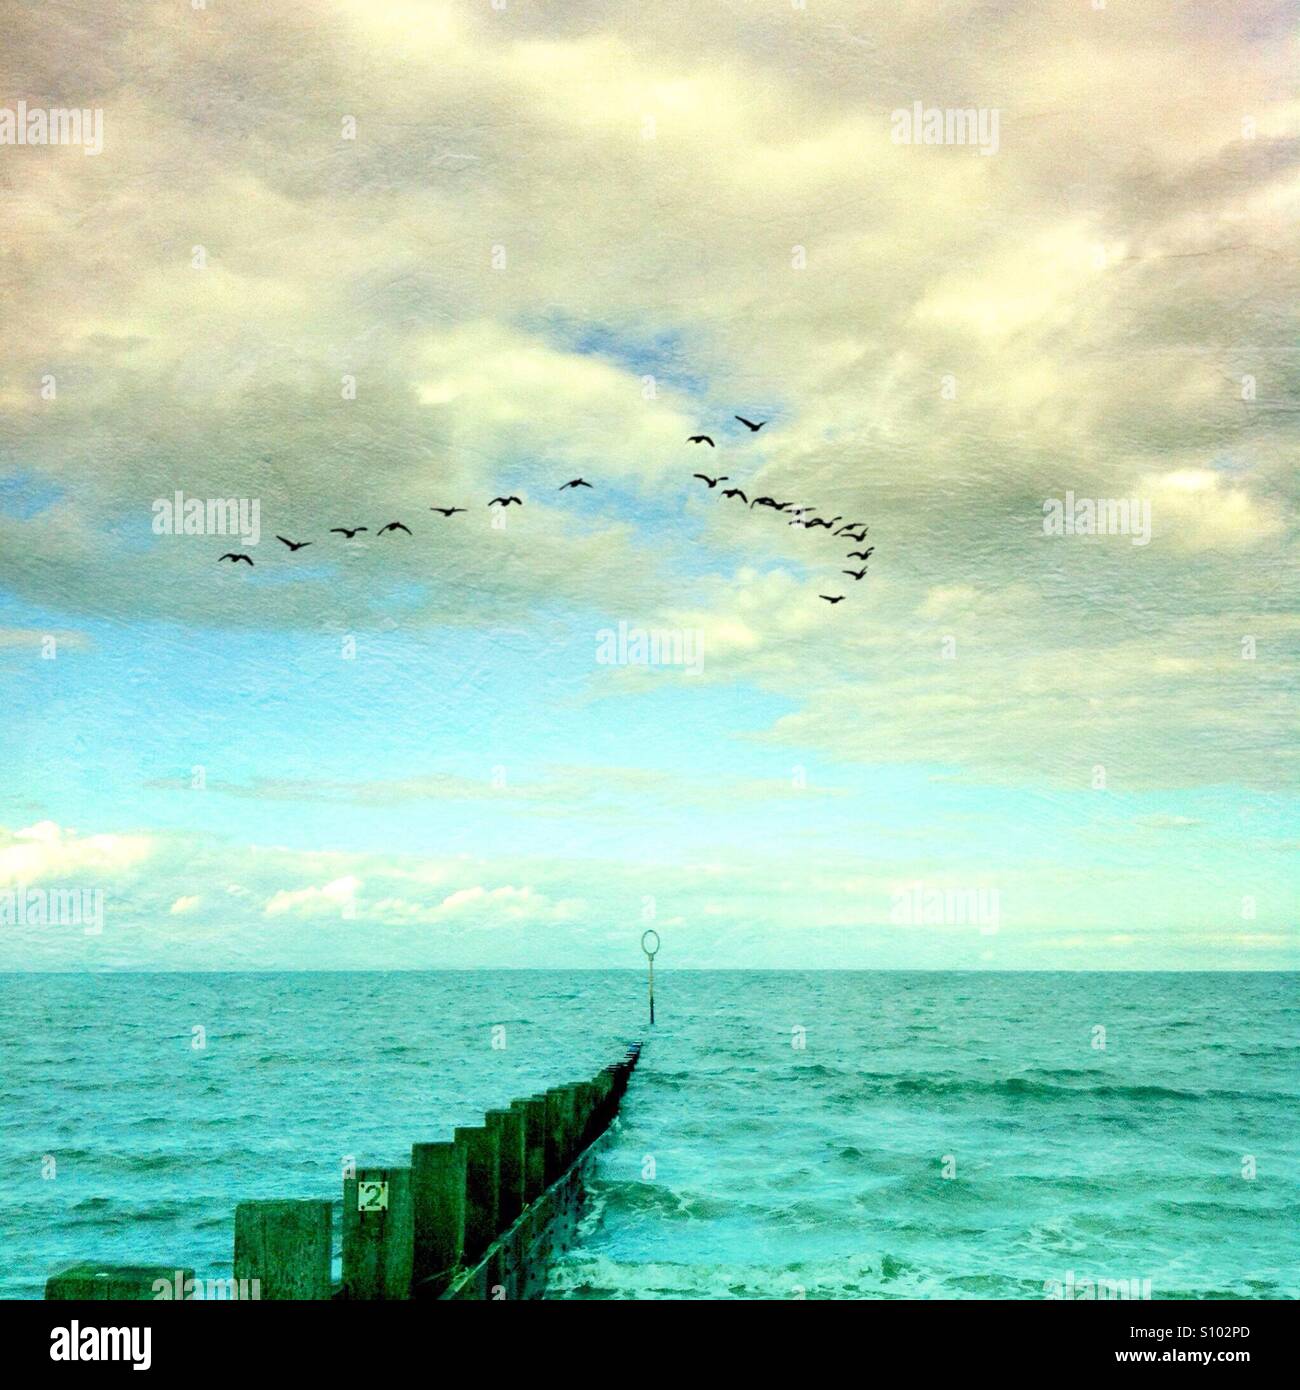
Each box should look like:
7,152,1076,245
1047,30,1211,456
1,971,1295,1300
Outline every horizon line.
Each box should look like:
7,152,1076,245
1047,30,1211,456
2,966,1295,976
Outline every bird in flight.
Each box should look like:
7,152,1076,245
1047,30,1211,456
559,479,593,490
838,529,868,544
687,435,715,447
835,522,867,536
735,416,766,432
720,488,748,503
820,594,845,604
842,567,869,581
847,547,875,561
218,552,254,566
379,522,412,535
693,474,728,488
330,527,367,538
429,507,466,517
276,535,312,552
750,496,790,511
804,516,842,531
489,496,523,507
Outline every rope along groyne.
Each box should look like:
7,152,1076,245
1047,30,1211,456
45,1043,642,1302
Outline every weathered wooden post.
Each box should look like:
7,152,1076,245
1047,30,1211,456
593,1068,616,1128
511,1095,547,1201
233,1199,332,1300
453,1123,500,1261
410,1140,466,1295
587,1076,606,1133
543,1087,568,1184
558,1085,582,1167
571,1080,597,1149
45,1264,194,1301
486,1108,526,1229
342,1166,413,1300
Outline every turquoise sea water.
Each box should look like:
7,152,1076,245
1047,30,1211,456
1,971,1295,1299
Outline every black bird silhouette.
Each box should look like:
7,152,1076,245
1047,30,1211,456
276,535,312,552
804,515,842,531
720,488,748,503
693,474,728,488
218,552,254,566
750,496,791,511
379,522,412,535
687,435,715,447
838,529,868,544
330,527,367,538
735,416,766,432
835,522,867,536
847,547,875,561
842,567,869,581
489,496,523,507
559,479,593,490
429,507,466,517
820,594,845,604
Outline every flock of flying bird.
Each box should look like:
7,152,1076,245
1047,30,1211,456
217,414,873,605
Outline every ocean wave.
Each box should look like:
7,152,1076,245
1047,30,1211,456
544,1249,968,1301
592,1179,754,1223
822,1071,1297,1105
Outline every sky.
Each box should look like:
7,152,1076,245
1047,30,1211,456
0,0,1296,970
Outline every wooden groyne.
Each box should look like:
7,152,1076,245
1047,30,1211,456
45,1043,642,1302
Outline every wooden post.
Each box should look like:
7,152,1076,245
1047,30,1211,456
342,1166,413,1301
571,1081,596,1149
556,1085,580,1167
584,1079,602,1136
45,1264,194,1301
233,1199,332,1300
543,1088,568,1185
453,1123,500,1261
411,1140,465,1295
593,1069,616,1129
511,1096,547,1202
486,1108,526,1229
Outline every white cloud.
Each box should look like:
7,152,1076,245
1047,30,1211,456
264,875,362,918
0,822,154,885
1139,468,1286,550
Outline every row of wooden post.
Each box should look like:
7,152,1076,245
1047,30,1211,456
45,1044,641,1302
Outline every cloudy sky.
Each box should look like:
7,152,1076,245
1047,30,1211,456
1,0,1295,969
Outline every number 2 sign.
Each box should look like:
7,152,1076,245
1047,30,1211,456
357,1180,388,1213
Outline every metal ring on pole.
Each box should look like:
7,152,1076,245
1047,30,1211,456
641,929,660,959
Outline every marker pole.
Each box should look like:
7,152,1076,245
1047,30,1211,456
641,929,660,1026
